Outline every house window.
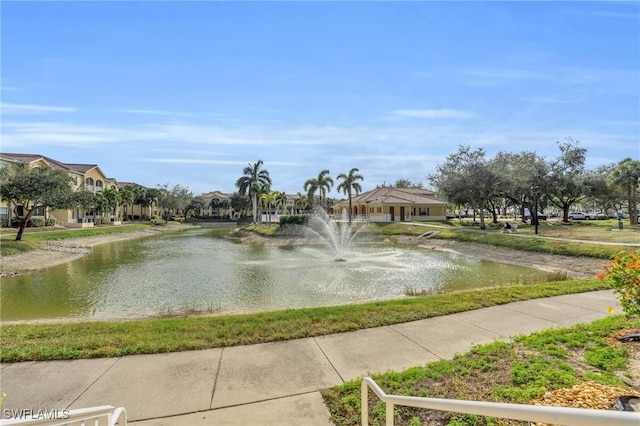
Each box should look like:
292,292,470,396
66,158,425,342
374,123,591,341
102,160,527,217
96,180,103,192
419,207,429,216
86,177,94,191
369,207,374,213
33,206,46,217
0,207,8,220
377,207,382,213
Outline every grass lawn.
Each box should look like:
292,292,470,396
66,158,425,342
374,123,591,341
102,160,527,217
323,314,640,425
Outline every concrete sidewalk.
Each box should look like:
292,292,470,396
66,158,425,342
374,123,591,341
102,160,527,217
0,290,620,425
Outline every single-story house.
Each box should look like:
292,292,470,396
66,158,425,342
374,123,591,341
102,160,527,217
332,187,447,222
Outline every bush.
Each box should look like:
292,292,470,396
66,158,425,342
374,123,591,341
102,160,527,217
27,218,45,227
598,250,640,317
45,218,56,226
279,214,309,227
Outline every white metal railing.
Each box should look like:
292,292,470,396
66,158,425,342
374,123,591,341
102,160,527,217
361,377,640,426
0,405,127,426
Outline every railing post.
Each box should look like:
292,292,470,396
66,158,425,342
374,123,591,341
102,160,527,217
386,401,394,426
361,380,369,426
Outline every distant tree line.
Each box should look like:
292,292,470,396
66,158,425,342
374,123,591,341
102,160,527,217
428,138,640,229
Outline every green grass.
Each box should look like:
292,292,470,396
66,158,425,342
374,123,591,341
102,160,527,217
372,222,632,259
1,279,609,362
323,315,640,426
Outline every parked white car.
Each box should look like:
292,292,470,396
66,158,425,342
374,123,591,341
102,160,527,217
568,211,591,220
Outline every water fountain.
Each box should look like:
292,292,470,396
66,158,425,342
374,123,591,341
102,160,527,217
305,207,370,261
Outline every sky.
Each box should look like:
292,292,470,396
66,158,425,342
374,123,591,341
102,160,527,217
1,1,639,197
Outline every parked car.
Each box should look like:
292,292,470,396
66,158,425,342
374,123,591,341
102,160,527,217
524,212,547,220
568,212,591,220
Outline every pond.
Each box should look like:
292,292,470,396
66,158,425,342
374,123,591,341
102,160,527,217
1,228,554,321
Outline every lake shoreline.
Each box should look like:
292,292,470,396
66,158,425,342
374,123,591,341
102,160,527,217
1,227,606,280
0,225,195,278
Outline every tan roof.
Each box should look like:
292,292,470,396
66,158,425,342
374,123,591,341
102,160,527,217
337,187,447,206
201,190,233,199
0,153,72,171
63,163,99,173
0,153,110,179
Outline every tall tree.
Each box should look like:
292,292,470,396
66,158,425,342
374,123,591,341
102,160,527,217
119,186,135,220
230,192,250,219
429,145,497,230
336,168,364,224
235,160,272,223
102,187,122,221
276,191,288,214
490,151,548,221
0,165,75,240
611,158,640,225
185,195,208,220
259,186,278,225
544,139,588,222
157,184,193,220
304,170,333,209
294,192,308,213
394,178,424,189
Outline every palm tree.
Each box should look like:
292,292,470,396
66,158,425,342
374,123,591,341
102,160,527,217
235,160,272,223
94,192,109,224
336,168,364,224
294,192,308,213
119,186,135,220
276,191,288,214
611,158,640,225
258,184,275,224
102,188,122,221
304,170,333,209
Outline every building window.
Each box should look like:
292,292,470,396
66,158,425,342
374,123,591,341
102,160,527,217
377,207,382,213
0,207,8,220
419,207,429,216
86,177,94,191
96,180,103,192
369,207,374,213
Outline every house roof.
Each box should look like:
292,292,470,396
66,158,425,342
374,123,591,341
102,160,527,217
335,187,447,206
202,190,233,199
0,153,110,179
63,163,99,174
0,153,73,171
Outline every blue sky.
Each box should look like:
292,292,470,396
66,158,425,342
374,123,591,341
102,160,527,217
2,1,639,197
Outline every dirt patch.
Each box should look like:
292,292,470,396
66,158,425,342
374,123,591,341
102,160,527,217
398,237,607,279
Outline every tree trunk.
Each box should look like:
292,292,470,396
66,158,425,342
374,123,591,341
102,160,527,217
252,194,258,223
630,182,638,225
15,210,34,241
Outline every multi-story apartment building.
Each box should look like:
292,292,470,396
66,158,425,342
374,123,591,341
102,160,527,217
0,153,144,227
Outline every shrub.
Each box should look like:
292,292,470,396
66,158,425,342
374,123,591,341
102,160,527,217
598,250,640,317
279,214,309,227
27,218,45,227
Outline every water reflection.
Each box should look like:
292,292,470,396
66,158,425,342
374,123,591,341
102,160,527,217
1,229,553,321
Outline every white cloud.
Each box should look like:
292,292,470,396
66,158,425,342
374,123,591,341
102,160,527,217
1,102,76,114
392,109,477,119
117,108,197,118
